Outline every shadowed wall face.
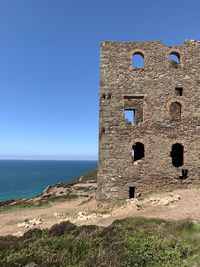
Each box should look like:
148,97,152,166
97,40,200,206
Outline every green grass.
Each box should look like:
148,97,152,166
0,193,78,213
1,217,200,266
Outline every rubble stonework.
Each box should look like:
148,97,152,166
97,40,200,206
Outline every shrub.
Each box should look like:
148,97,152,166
49,221,76,236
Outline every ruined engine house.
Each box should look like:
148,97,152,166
97,40,200,205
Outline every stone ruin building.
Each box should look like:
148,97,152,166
97,40,200,206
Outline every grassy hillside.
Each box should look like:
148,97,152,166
1,217,200,267
0,168,97,212
71,167,97,184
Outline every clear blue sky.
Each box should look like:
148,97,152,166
0,0,199,160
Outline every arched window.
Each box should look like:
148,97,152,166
132,142,145,162
170,102,181,121
132,52,144,68
170,143,184,167
168,52,180,68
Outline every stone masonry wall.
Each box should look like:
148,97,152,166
97,40,200,206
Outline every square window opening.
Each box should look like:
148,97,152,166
124,109,135,126
175,87,183,96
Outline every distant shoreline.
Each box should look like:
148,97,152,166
0,167,97,210
0,160,98,202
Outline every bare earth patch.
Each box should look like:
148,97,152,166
1,183,200,236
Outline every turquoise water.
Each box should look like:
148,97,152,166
0,160,97,201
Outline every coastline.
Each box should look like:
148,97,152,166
0,160,98,202
0,168,97,210
2,171,200,239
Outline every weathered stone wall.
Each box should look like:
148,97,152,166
97,40,200,206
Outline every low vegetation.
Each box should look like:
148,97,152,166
71,168,97,184
1,217,200,266
0,168,97,213
0,193,78,213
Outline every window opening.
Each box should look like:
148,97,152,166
170,143,184,167
124,96,144,125
175,87,183,96
168,52,180,68
129,187,135,198
102,93,106,100
132,142,145,162
107,93,112,99
132,52,144,68
124,109,135,125
101,127,105,134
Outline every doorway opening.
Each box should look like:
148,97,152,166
170,143,184,167
129,187,135,198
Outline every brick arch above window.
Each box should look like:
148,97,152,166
130,49,146,70
166,49,184,67
168,140,188,155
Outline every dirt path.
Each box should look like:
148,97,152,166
1,187,200,236
0,196,95,236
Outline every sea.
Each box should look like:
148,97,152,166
0,160,98,202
